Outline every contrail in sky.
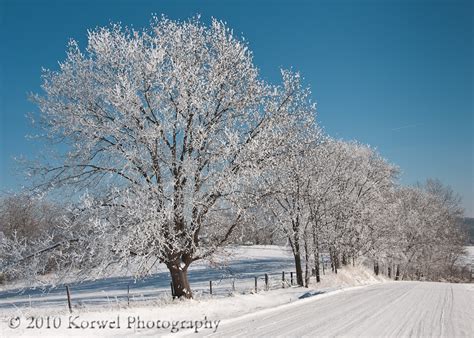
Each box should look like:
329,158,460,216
391,124,421,131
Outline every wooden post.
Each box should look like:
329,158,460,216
254,276,258,293
170,281,175,299
232,278,235,292
265,273,269,291
209,280,213,295
290,272,294,285
127,284,130,306
282,271,285,288
66,285,73,313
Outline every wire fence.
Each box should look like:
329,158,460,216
0,270,304,312
8,257,467,312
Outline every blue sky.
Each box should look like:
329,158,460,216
0,0,472,215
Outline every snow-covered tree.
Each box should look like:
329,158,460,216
385,181,466,280
0,194,69,283
25,16,315,298
305,140,397,275
0,194,63,241
243,70,320,287
261,143,315,287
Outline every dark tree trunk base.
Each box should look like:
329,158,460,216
168,263,192,299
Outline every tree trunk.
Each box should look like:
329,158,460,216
293,250,304,287
315,256,321,283
374,260,379,276
304,239,310,288
289,218,304,287
330,247,338,274
311,227,320,283
342,252,347,266
167,263,192,298
330,252,334,273
313,250,321,283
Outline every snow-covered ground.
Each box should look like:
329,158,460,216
0,245,392,336
1,280,472,337
3,246,471,337
0,246,384,315
462,245,474,266
0,245,296,311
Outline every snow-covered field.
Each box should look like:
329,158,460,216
0,246,384,315
0,245,296,312
462,245,474,266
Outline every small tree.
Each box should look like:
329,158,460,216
0,194,68,282
380,180,467,281
0,194,61,240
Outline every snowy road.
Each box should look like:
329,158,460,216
194,281,473,337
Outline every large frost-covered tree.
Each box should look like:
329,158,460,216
27,16,315,298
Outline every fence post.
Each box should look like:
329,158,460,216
170,282,175,299
290,272,294,285
209,281,213,295
232,278,235,292
265,273,269,291
282,271,285,288
127,284,130,306
254,276,258,293
66,285,73,313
